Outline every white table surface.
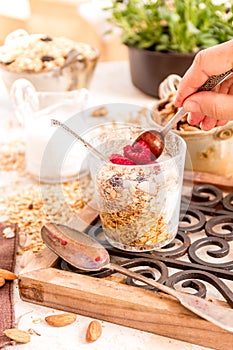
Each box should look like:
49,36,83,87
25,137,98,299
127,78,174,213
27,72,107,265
1,61,214,350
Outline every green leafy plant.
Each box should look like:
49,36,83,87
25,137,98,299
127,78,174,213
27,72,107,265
104,0,233,53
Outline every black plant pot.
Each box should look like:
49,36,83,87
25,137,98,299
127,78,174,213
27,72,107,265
127,46,196,97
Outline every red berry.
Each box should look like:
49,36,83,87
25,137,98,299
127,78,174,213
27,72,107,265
123,142,152,164
137,139,150,149
109,154,136,165
137,139,156,160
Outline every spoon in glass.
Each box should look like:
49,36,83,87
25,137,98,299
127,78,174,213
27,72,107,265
51,119,110,163
41,222,233,333
135,69,233,158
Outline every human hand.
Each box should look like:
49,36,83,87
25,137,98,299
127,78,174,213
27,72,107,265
175,40,233,130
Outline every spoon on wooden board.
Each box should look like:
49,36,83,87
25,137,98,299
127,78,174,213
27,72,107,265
41,222,233,333
135,69,233,159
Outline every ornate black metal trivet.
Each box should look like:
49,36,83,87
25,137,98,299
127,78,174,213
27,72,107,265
59,183,233,307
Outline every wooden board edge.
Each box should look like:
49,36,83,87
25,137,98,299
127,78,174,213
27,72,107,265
18,266,233,350
184,170,233,189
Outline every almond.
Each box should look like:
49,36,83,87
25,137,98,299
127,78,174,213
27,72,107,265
0,277,5,287
0,268,17,280
45,313,76,327
86,320,102,343
3,329,30,344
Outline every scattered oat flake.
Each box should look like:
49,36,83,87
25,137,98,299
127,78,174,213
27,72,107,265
3,227,15,238
0,215,9,222
27,328,41,336
19,232,31,248
91,106,108,117
0,134,94,255
0,176,93,254
0,139,27,176
32,318,43,324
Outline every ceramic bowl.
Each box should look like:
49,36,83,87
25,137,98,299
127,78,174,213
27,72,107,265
0,29,99,92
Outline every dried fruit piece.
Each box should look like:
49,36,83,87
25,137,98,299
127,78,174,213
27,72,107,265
109,175,123,187
40,36,53,42
0,277,5,287
109,154,136,165
4,60,14,65
0,268,17,280
3,329,30,344
86,320,102,343
45,313,76,327
41,55,54,62
135,175,146,183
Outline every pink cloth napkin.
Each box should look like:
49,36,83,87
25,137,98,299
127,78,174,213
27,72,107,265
0,223,18,349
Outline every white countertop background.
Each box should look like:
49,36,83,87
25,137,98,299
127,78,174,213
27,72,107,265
1,61,214,350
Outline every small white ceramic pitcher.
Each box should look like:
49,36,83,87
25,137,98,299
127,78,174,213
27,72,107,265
10,78,89,183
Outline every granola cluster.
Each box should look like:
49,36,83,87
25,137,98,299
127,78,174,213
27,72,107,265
96,162,180,251
0,33,98,73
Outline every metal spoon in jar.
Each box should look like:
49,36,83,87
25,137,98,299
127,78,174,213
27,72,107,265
135,69,233,159
41,222,233,333
51,119,110,163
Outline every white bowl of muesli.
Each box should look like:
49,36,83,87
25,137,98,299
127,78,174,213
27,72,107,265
149,74,233,177
83,122,186,252
0,29,99,92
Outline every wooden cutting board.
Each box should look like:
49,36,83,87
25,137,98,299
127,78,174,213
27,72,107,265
18,202,233,350
184,170,233,189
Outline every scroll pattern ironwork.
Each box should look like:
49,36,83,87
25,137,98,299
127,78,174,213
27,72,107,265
60,184,233,307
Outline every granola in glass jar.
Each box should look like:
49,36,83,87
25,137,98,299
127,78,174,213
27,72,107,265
95,159,180,252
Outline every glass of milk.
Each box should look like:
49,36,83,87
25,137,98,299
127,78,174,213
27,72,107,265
10,78,89,183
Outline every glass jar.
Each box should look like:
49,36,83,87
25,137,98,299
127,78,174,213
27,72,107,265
87,123,186,252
